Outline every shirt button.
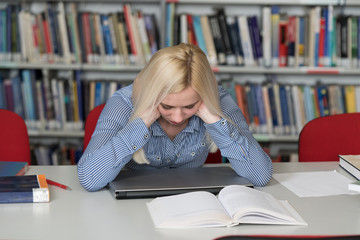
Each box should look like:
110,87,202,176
191,152,196,157
166,159,171,163
156,156,161,161
221,120,226,125
132,145,137,150
144,134,149,139
201,142,205,147
176,153,181,157
230,132,235,138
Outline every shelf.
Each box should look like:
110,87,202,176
254,134,298,142
3,61,360,75
28,130,84,138
170,0,353,6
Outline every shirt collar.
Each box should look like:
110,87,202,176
150,116,201,136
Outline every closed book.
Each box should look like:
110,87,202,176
200,15,217,66
339,155,360,180
209,14,226,65
226,16,244,66
0,161,28,177
0,175,49,203
247,15,263,66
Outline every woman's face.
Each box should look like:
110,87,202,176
158,87,201,126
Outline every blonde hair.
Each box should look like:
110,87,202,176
131,43,225,164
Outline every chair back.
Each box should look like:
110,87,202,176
298,113,360,162
83,104,222,163
0,109,31,165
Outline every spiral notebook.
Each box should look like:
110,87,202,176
108,166,253,199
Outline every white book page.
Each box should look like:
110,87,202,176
147,191,233,228
218,185,303,225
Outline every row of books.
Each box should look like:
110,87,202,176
222,78,360,135
0,2,160,65
0,69,125,131
166,3,360,68
3,68,360,137
32,143,83,165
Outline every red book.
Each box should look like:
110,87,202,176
123,4,137,55
82,12,93,63
278,21,288,67
318,17,326,67
41,12,53,55
187,14,197,45
235,84,250,125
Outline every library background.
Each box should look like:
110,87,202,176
0,0,359,165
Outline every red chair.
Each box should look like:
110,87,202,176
83,104,222,163
0,109,31,165
298,113,360,162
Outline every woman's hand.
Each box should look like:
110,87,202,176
141,106,161,128
196,101,221,124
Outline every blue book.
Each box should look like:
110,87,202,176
11,72,25,119
0,175,49,203
322,8,329,66
317,85,330,117
101,14,113,56
298,16,305,66
75,70,83,121
94,82,102,107
303,85,315,122
193,15,207,55
255,84,266,133
22,70,36,121
0,10,5,58
279,85,290,134
165,3,175,47
267,84,278,130
0,72,5,109
0,161,28,177
248,15,263,64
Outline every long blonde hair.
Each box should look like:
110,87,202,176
131,43,225,164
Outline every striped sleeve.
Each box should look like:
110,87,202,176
204,87,273,186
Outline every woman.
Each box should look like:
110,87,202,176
78,43,273,191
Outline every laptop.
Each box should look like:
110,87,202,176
108,166,253,199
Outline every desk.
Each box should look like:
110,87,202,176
0,162,359,240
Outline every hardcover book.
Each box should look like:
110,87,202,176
339,155,360,180
0,175,49,203
147,185,307,228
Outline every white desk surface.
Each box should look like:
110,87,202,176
0,162,359,240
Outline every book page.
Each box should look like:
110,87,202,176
147,191,234,228
218,185,305,225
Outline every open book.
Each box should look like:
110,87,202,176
146,185,307,228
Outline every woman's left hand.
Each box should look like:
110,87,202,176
196,101,221,124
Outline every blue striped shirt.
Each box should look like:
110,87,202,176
78,84,273,191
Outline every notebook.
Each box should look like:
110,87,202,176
108,166,253,199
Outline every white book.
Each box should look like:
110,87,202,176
180,14,188,44
238,15,255,67
147,185,307,228
136,11,152,63
339,155,360,181
200,15,217,66
291,85,304,134
57,2,72,64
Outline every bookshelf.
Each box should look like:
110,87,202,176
1,0,360,164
